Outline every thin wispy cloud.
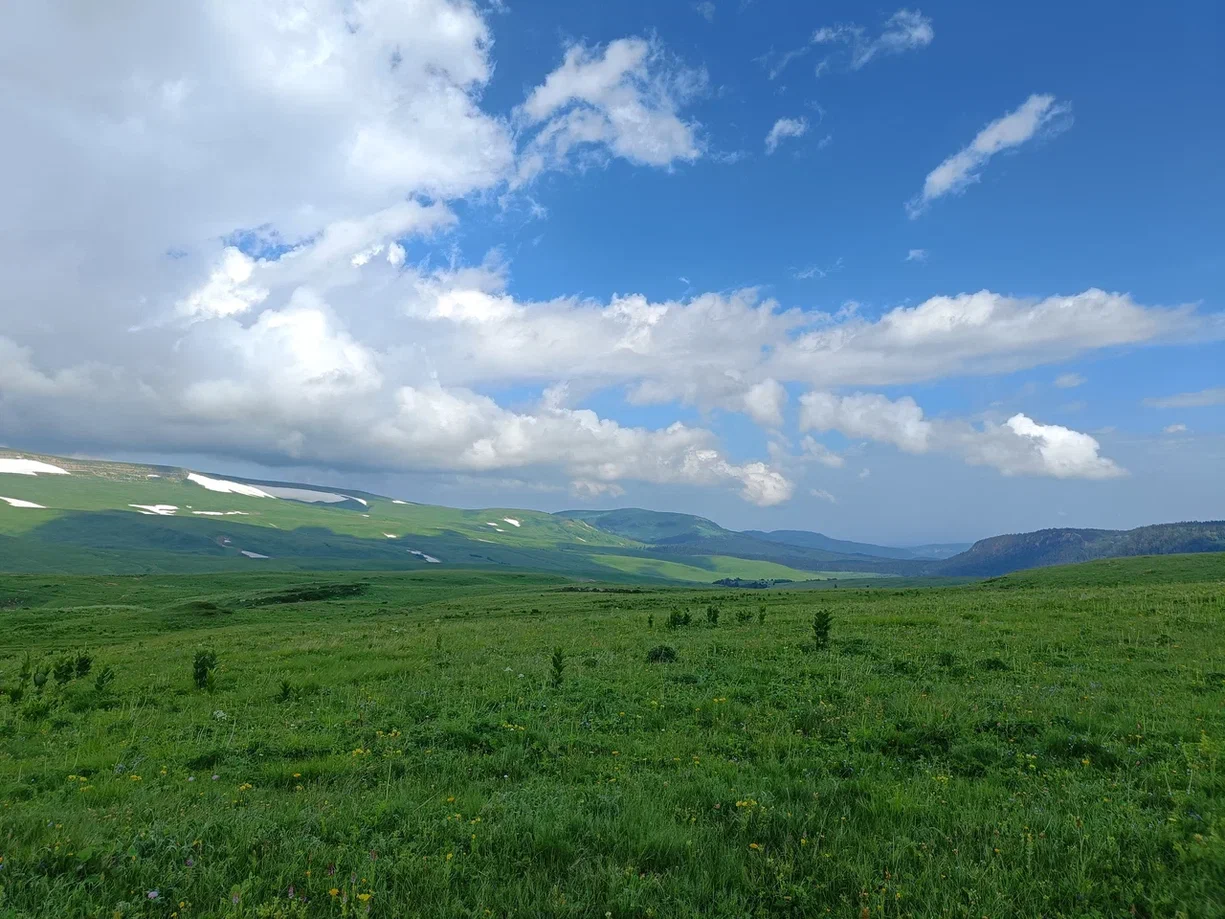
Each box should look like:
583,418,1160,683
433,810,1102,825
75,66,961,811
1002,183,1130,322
1054,373,1085,388
905,248,927,263
812,9,934,70
765,117,808,153
760,8,932,80
1144,387,1225,408
907,94,1072,217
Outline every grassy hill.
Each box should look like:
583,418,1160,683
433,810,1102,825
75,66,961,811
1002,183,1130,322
0,451,897,583
0,555,1221,915
937,521,1225,577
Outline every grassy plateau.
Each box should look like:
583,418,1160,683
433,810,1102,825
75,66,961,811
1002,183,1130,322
0,555,1223,917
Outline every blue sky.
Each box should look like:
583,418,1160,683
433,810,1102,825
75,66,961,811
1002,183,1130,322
1,1,1222,543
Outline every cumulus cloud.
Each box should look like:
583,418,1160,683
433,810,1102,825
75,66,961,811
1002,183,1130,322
908,94,1072,217
742,379,788,428
515,37,704,186
1144,387,1225,408
0,1,1207,509
765,117,808,154
800,392,932,453
799,391,1124,479
1163,423,1188,434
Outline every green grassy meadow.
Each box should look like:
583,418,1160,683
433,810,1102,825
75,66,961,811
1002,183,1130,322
1,556,1223,917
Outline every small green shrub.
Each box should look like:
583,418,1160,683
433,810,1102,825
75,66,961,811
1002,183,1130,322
93,666,115,695
549,646,565,688
647,613,654,628
667,609,692,629
276,679,293,703
193,650,218,690
812,609,832,650
74,651,93,677
758,606,767,626
735,609,752,624
705,604,720,627
646,645,678,663
53,656,75,685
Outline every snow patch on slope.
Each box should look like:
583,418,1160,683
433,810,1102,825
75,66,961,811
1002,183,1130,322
130,504,178,516
188,473,274,498
0,458,70,476
502,517,521,527
259,485,366,505
0,496,46,508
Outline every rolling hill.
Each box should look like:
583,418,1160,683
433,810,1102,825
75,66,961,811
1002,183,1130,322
937,522,1225,577
5,449,1224,582
0,451,900,581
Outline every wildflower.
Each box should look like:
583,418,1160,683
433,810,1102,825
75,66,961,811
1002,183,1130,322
445,852,454,861
130,775,142,782
288,886,295,899
212,775,219,781
749,843,761,850
187,776,195,782
330,888,340,897
147,890,160,900
357,893,372,902
185,857,195,868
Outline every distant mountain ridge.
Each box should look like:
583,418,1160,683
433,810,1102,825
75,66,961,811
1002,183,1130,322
744,529,970,560
937,521,1225,577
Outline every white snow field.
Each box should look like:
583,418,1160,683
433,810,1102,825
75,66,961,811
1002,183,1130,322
187,473,274,498
0,496,46,508
0,458,70,476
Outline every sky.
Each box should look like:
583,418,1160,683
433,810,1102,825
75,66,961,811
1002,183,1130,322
0,0,1222,545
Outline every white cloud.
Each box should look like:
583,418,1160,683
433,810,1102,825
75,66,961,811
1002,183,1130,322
800,391,1124,480
810,488,837,503
765,117,809,154
989,414,1124,479
812,9,934,71
771,288,1198,388
1163,423,1188,434
800,391,932,452
1144,387,1225,408
757,46,810,81
694,2,716,22
1054,372,1086,388
800,436,845,468
742,379,787,428
515,38,704,186
905,248,927,263
908,94,1072,217
858,467,871,479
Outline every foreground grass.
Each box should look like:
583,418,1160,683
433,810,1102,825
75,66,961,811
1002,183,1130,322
1,559,1223,918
